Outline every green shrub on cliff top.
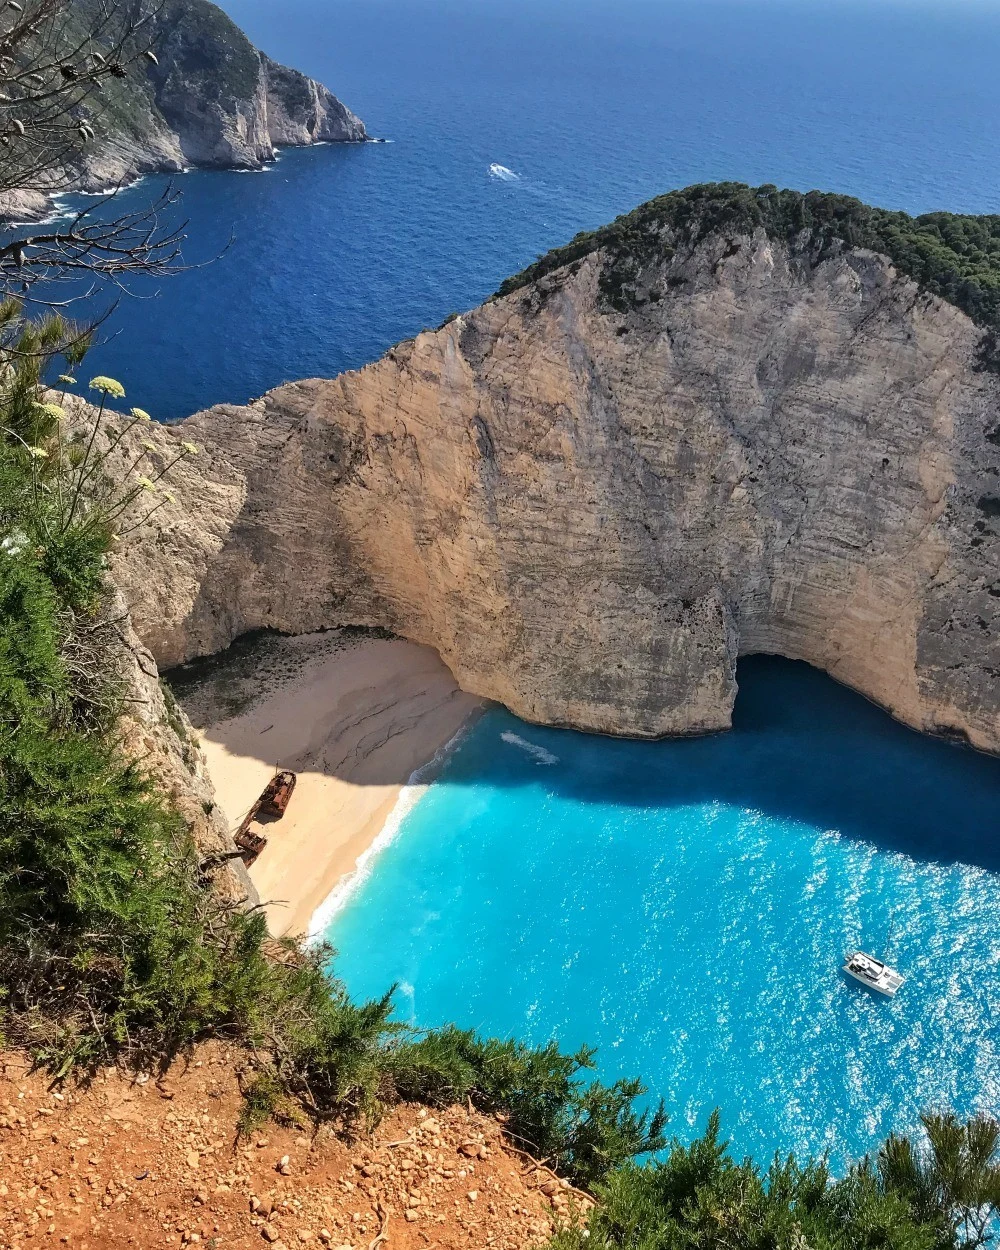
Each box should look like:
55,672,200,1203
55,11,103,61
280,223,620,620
389,1026,667,1189
0,308,662,1187
0,317,265,1065
497,182,1000,340
550,1109,1000,1250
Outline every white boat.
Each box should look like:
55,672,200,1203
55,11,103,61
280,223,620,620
843,950,904,997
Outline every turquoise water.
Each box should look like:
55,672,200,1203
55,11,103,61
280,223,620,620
326,658,1000,1170
43,0,1000,1172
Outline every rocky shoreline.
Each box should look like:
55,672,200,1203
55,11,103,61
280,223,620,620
1,0,367,222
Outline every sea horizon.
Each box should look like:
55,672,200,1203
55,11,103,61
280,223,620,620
54,0,1000,421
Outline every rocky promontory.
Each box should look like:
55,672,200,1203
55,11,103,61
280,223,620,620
112,185,1000,753
6,0,366,220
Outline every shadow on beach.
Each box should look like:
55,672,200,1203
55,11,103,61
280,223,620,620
167,631,1000,879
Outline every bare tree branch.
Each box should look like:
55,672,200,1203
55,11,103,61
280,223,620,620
0,0,191,306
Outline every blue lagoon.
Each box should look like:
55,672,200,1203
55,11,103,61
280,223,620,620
325,658,1000,1170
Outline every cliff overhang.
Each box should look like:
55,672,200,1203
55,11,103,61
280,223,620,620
109,185,1000,754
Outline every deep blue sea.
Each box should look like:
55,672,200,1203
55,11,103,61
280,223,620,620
65,0,1000,420
57,0,1000,1166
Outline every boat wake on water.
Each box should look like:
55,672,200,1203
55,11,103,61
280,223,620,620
489,162,520,181
500,731,558,765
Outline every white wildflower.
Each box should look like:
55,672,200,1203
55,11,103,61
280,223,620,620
89,375,125,398
0,528,28,557
33,402,65,421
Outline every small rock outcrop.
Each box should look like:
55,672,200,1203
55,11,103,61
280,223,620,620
112,188,1000,753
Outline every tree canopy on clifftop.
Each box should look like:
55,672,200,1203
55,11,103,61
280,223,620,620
497,182,1000,346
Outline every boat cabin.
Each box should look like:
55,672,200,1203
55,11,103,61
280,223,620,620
843,951,904,997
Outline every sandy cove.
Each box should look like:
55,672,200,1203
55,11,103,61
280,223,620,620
172,631,482,938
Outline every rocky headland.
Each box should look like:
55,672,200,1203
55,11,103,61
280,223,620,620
4,0,366,221
110,184,1000,754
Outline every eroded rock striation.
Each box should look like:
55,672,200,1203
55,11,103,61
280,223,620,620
114,187,1000,751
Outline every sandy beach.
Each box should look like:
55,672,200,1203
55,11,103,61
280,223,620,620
173,631,482,938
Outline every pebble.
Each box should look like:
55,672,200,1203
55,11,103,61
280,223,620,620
0,1054,579,1250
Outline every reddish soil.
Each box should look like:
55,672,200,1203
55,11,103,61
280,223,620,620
0,1044,590,1250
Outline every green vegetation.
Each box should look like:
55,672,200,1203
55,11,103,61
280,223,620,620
550,1110,1000,1250
390,1027,667,1189
0,308,665,1187
496,182,1000,344
149,0,263,104
69,0,262,111
0,305,266,1070
2,307,1000,1248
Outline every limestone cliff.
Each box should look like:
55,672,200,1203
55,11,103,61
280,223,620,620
111,188,1000,752
106,582,258,908
5,0,366,219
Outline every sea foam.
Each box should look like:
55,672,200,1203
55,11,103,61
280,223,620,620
500,730,558,765
489,162,520,181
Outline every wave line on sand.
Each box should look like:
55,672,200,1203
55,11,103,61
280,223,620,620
306,721,472,941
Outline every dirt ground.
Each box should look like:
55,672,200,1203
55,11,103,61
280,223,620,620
0,1043,590,1250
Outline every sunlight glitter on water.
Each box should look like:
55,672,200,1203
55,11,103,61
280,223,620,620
326,658,1000,1170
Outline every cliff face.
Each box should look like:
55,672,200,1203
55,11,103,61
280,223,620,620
112,226,1000,752
103,583,258,908
133,2,367,172
5,0,365,218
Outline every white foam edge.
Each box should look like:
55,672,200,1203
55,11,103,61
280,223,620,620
306,718,474,943
5,192,74,227
6,176,149,227
71,175,146,198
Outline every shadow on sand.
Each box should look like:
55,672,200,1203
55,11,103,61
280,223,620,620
169,632,1000,877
